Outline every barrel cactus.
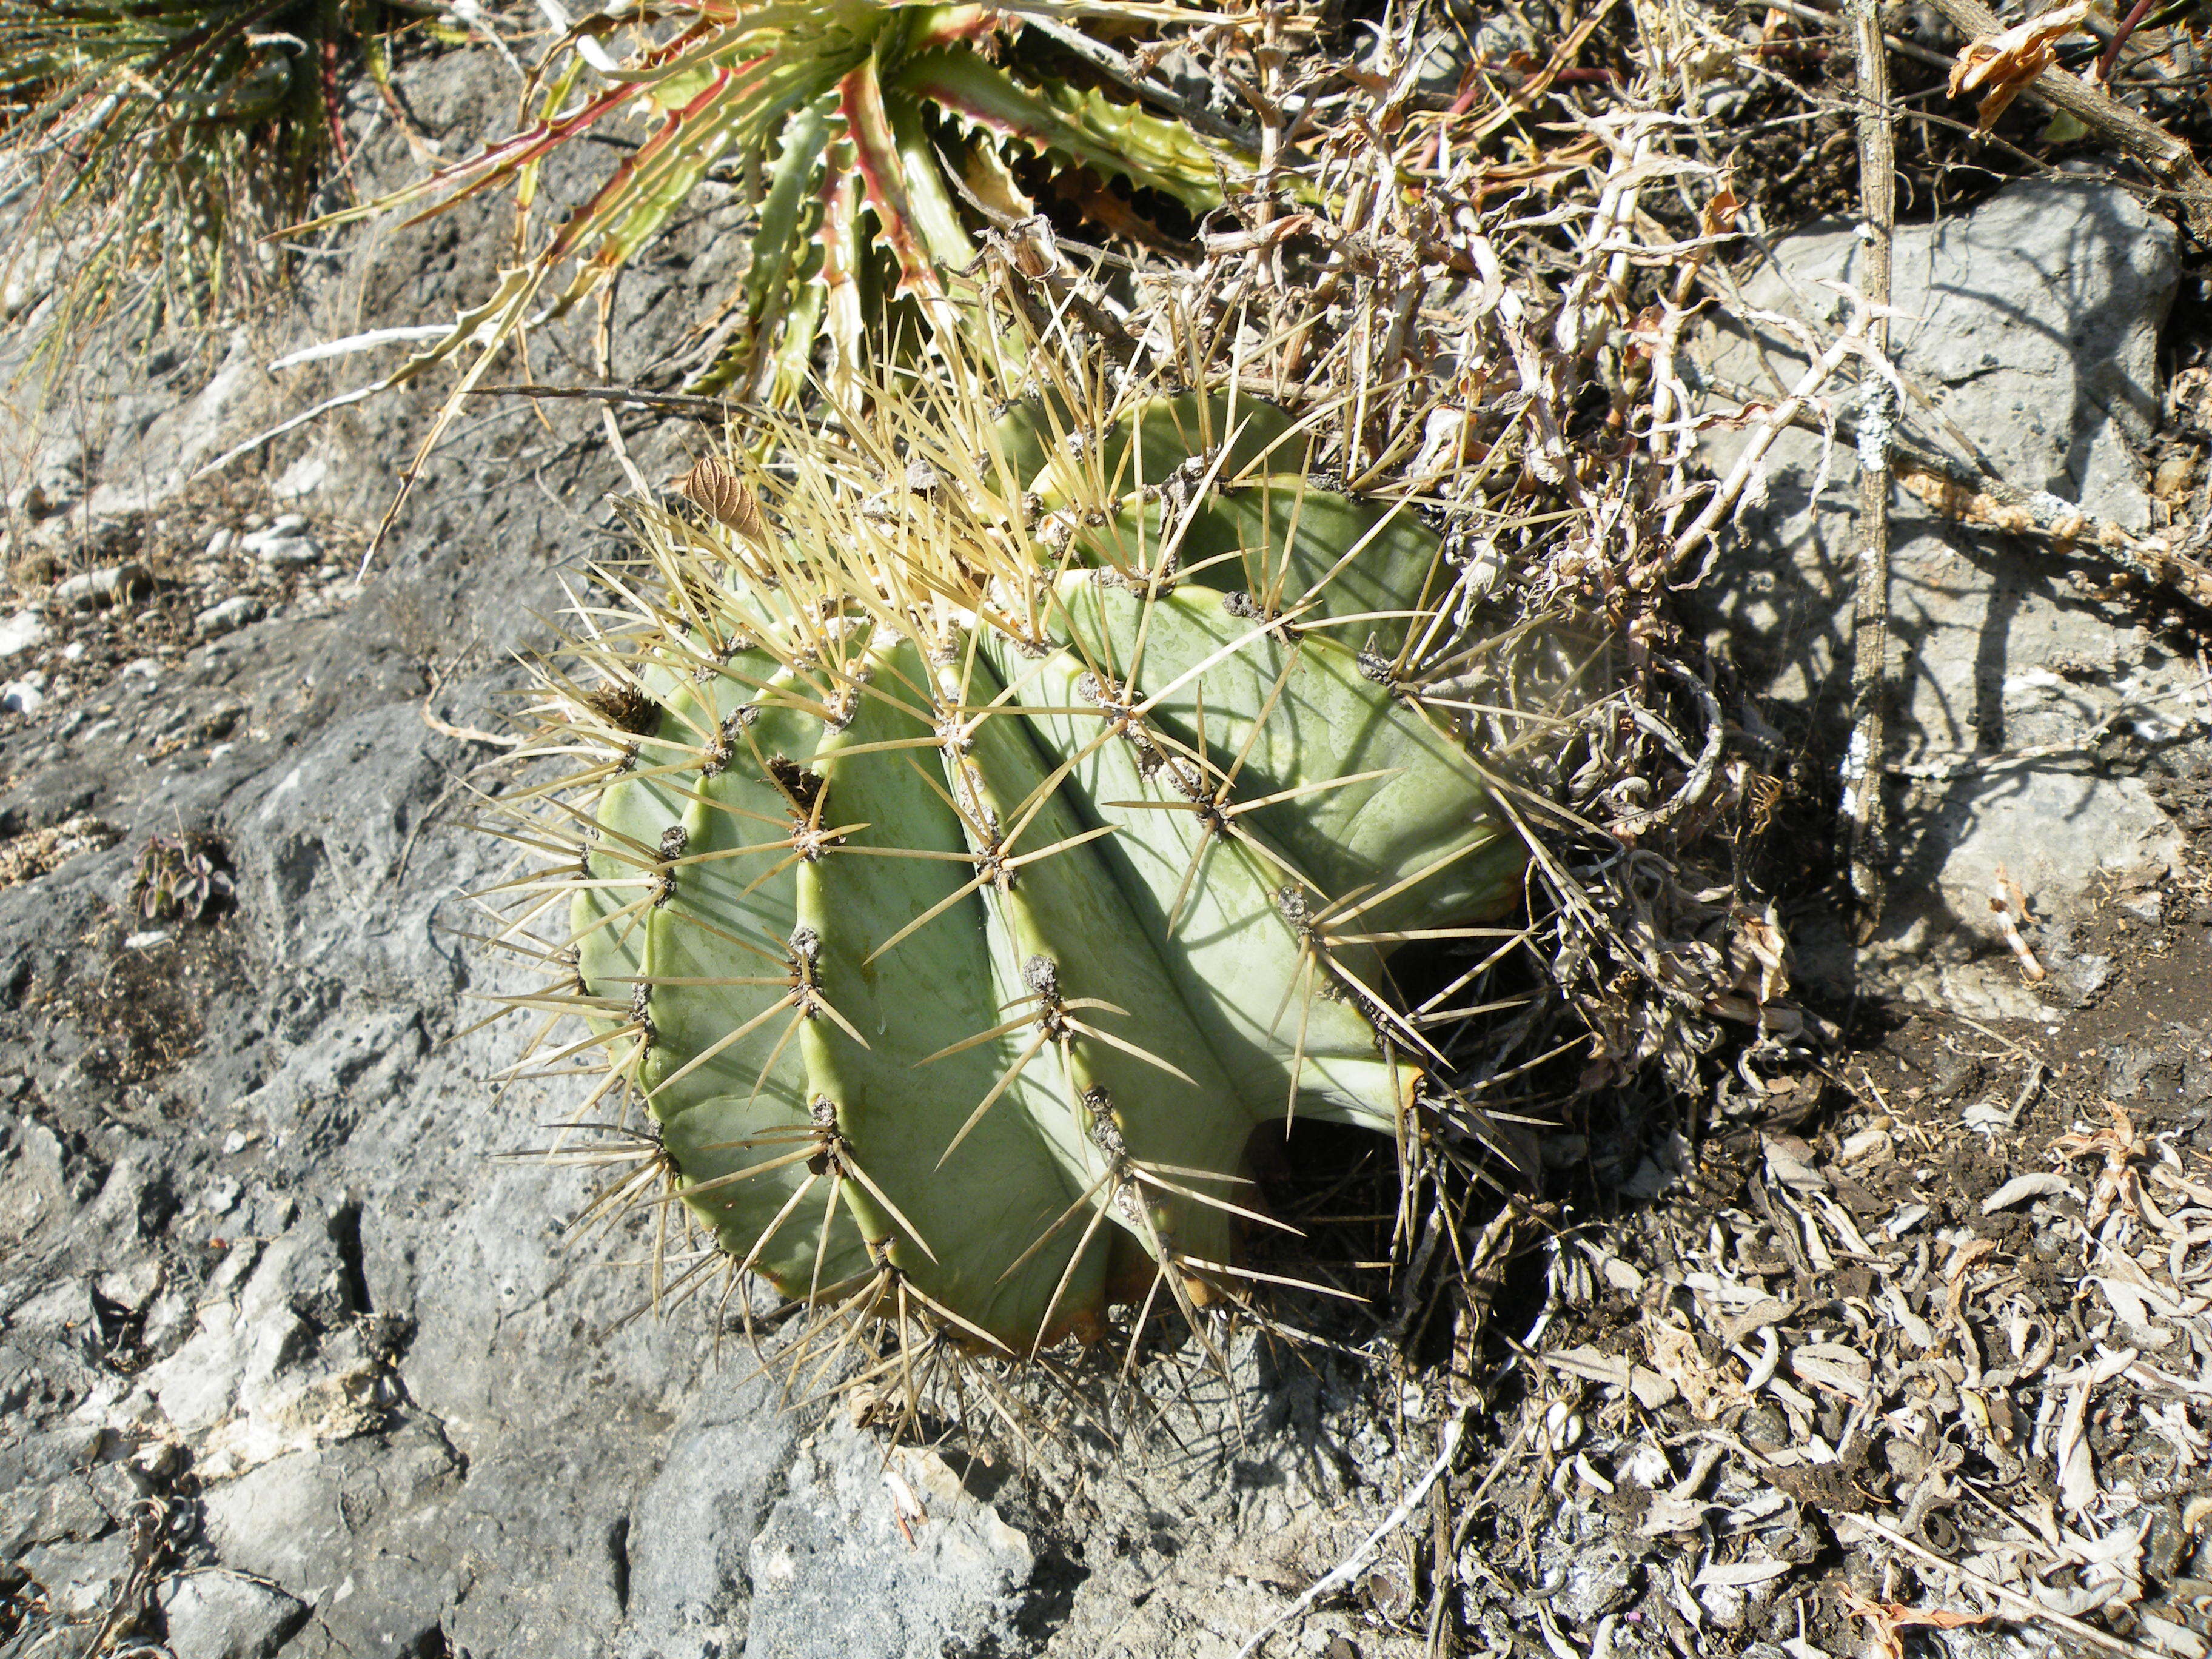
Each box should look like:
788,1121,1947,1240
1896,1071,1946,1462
488,351,1533,1362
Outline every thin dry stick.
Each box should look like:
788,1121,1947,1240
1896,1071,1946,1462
1666,313,1868,575
1848,1517,2167,1659
1844,0,1895,939
1233,1403,1470,1658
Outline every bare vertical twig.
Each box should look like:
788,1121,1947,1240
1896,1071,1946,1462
1844,0,1895,939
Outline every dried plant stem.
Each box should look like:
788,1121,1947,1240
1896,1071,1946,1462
1234,1403,1470,1658
1921,0,2212,239
1666,321,1865,575
1847,1517,2167,1659
1702,377,2212,606
1845,0,1896,940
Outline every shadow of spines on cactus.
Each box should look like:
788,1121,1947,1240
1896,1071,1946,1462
469,310,1594,1396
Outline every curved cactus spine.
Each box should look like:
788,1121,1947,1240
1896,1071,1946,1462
480,344,1544,1362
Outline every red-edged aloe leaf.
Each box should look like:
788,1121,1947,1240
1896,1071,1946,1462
747,97,837,320
289,5,733,240
838,55,960,300
511,58,589,260
698,100,837,403
552,61,762,306
896,50,1231,212
906,3,1008,50
817,141,868,406
292,77,647,237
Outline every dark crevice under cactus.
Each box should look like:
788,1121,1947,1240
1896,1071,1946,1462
486,347,1550,1361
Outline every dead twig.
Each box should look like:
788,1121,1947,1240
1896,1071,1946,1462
1844,0,1897,939
1843,1516,2171,1659
1234,1402,1470,1657
1703,368,2212,609
1988,863,2046,982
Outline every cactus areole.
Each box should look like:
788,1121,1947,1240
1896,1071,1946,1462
503,375,1527,1358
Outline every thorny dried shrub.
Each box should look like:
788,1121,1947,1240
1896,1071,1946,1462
0,0,407,383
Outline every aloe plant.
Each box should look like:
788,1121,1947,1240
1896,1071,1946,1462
0,0,403,377
480,330,1543,1364
320,0,1235,410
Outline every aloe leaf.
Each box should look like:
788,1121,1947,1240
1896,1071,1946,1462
743,97,836,337
839,53,971,297
297,78,648,239
894,50,1230,211
817,144,868,405
550,63,765,308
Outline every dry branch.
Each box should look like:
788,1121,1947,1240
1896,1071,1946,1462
1844,0,1897,937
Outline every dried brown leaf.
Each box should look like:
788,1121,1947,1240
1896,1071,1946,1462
1839,1584,1994,1659
1948,1,2091,130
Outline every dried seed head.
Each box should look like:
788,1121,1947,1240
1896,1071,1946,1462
583,681,660,736
675,456,768,545
765,754,824,815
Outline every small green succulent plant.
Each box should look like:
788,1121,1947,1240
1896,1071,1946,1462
338,0,1235,411
483,323,1543,1364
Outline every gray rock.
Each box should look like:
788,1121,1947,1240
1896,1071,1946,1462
253,538,320,570
0,609,50,659
743,1423,1034,1659
243,518,320,569
157,1568,310,1659
1692,178,2185,1011
53,561,149,610
196,596,263,637
620,1375,800,1659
